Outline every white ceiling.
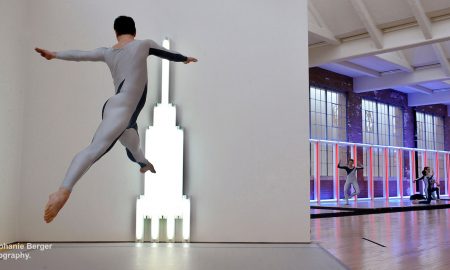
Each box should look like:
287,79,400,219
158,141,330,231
308,0,450,112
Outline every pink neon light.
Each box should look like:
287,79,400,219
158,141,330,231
384,148,389,200
399,150,403,198
412,151,416,194
447,154,450,195
369,147,374,200
353,145,357,201
335,144,339,202
435,152,439,187
315,142,320,202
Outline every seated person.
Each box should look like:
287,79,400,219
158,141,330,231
412,167,440,205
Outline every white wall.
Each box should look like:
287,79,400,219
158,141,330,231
20,0,310,242
0,0,27,243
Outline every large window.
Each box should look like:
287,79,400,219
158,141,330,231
416,112,445,181
362,100,403,177
416,112,444,150
362,99,403,146
310,87,346,141
310,86,346,176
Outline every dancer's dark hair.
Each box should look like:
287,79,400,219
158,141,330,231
114,16,136,36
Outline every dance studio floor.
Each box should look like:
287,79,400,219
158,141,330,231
311,208,450,270
311,197,450,218
0,243,347,270
3,201,449,270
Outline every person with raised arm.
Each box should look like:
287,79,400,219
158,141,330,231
337,159,364,205
35,16,198,223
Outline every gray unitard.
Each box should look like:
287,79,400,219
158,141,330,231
55,39,188,191
337,164,363,198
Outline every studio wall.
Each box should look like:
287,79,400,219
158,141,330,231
0,0,27,243
19,0,310,242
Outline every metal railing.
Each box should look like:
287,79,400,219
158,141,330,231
309,139,450,202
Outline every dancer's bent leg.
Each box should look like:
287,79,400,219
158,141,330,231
343,180,351,204
350,180,360,198
119,126,155,173
44,106,129,223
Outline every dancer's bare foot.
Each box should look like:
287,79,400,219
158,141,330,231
140,162,156,174
44,187,71,223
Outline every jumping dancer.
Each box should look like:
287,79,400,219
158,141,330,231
35,16,198,223
338,159,363,205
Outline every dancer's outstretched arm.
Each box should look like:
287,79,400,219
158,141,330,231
146,39,197,64
35,47,106,62
337,161,345,169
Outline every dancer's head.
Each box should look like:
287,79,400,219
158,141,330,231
114,16,136,37
422,169,427,176
424,166,431,174
348,159,354,166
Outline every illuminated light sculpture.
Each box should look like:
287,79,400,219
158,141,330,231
136,39,191,242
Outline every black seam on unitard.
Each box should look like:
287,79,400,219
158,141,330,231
92,79,127,162
100,79,126,120
149,48,188,62
115,79,126,94
93,81,147,165
126,123,138,162
93,130,125,163
101,100,109,119
125,123,147,168
124,85,148,168
127,84,147,128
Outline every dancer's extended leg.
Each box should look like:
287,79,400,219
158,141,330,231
44,103,129,223
119,126,155,173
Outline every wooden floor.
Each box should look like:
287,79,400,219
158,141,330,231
311,209,450,270
310,197,450,218
311,197,450,209
0,243,347,270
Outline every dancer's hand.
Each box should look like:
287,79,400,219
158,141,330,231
184,57,198,64
35,48,56,60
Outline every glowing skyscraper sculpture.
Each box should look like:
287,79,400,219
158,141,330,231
136,39,191,242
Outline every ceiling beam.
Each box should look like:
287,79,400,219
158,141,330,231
309,23,340,45
431,43,450,76
405,0,432,39
349,0,383,49
354,66,450,93
407,85,433,94
374,51,414,72
409,91,450,106
308,2,340,45
405,0,450,76
308,2,326,29
309,17,450,67
336,61,381,77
